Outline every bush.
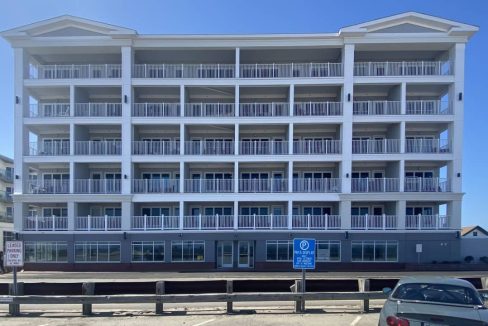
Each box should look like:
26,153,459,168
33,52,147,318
465,256,474,263
480,256,488,264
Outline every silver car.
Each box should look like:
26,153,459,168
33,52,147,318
379,276,488,326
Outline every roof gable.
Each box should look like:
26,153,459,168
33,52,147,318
370,23,444,34
461,226,488,237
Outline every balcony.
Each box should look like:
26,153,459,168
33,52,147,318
132,103,180,117
74,140,122,155
293,140,342,155
240,62,343,78
183,215,234,230
132,140,180,155
292,215,341,230
133,179,179,193
352,139,400,154
75,215,122,231
74,103,122,117
292,178,341,193
238,214,288,229
0,190,12,202
405,139,451,153
184,179,234,193
74,179,121,194
405,214,450,230
185,140,234,155
294,101,342,116
25,179,69,194
23,215,68,231
406,100,452,115
132,215,180,230
239,140,288,155
351,178,400,192
185,103,235,117
404,178,451,192
0,169,13,182
239,178,287,193
351,215,397,230
32,64,122,79
28,141,70,156
353,101,401,115
133,64,235,78
354,61,451,76
29,103,70,118
239,103,289,117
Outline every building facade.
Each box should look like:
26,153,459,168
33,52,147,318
1,13,477,270
0,155,14,252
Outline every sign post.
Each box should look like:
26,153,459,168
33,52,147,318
293,238,316,312
5,241,24,297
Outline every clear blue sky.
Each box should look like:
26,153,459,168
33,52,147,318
0,0,487,226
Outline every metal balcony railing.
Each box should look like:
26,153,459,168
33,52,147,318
292,178,341,193
352,139,400,154
293,140,342,155
292,215,341,230
23,215,68,231
240,62,343,78
132,140,180,155
405,139,451,153
294,101,342,116
184,179,234,193
132,215,180,230
351,214,397,230
185,103,235,117
239,178,288,193
74,179,121,194
74,103,122,117
354,61,451,76
74,140,122,155
405,214,450,230
25,180,69,194
183,215,234,230
132,103,180,117
353,101,401,115
32,64,122,79
185,140,234,155
238,215,288,229
133,63,235,78
28,141,70,156
239,140,288,155
29,103,70,118
132,179,180,193
239,103,289,117
75,215,122,231
406,100,452,115
404,178,451,192
351,178,400,192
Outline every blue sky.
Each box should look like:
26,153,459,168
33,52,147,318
0,0,487,226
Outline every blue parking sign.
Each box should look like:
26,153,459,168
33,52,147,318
293,238,316,269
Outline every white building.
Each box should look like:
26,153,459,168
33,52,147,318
1,12,477,270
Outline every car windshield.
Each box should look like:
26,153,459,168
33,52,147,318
391,283,483,306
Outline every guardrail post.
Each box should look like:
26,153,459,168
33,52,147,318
290,279,303,313
8,281,23,316
226,280,233,313
82,282,95,315
358,278,370,313
155,281,165,314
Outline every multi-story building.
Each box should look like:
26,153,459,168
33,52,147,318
1,12,477,270
0,154,14,251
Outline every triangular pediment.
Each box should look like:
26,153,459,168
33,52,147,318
38,26,106,37
370,23,444,34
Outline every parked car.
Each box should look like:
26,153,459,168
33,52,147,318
379,276,488,326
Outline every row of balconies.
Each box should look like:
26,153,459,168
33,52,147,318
23,177,451,194
27,139,451,156
0,168,14,182
27,100,451,118
22,213,451,232
29,61,451,80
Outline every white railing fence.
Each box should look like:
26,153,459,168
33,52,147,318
25,180,70,194
133,64,235,78
74,141,122,155
404,178,451,192
185,103,235,117
32,64,122,79
132,103,180,117
294,101,342,116
132,140,180,155
351,214,397,230
351,178,400,192
183,215,234,230
240,62,343,78
237,214,288,229
239,140,288,155
293,140,342,154
74,103,122,117
405,139,451,153
131,215,180,230
354,61,451,76
184,179,234,193
352,139,400,154
353,101,401,115
23,215,68,231
239,103,289,117
29,103,70,118
406,100,452,115
27,141,70,156
405,215,450,230
75,215,122,231
292,178,341,193
132,179,180,193
238,178,288,192
292,215,341,230
185,140,234,155
74,179,121,194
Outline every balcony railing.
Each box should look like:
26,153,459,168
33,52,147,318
406,100,452,115
239,140,288,155
133,64,235,78
23,215,68,231
240,62,343,78
354,61,451,76
74,140,122,155
292,178,341,193
352,139,400,154
25,180,69,194
353,101,401,115
351,214,397,230
405,139,451,153
184,179,234,193
74,179,121,194
183,215,234,230
293,140,342,155
32,64,122,79
74,103,122,117
185,103,235,117
405,214,450,230
133,179,179,193
239,178,288,193
238,214,288,229
132,215,179,230
75,215,122,231
239,103,289,117
28,141,70,156
132,140,180,155
29,103,70,118
404,178,451,192
132,103,180,117
185,140,234,155
292,215,341,230
351,178,400,192
294,101,342,116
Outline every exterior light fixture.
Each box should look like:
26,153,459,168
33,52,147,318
124,95,128,103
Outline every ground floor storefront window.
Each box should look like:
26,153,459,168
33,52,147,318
171,240,205,262
351,240,398,262
75,241,121,262
24,241,68,262
132,241,165,262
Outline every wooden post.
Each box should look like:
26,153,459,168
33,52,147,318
155,281,165,314
358,278,370,313
82,282,95,315
291,279,303,313
8,281,23,316
226,280,233,313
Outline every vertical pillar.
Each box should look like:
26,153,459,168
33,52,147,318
69,161,75,194
289,84,295,116
180,85,185,117
358,278,370,313
13,202,24,233
67,201,76,231
448,200,462,229
288,161,294,193
235,85,239,117
121,200,132,231
155,281,165,314
180,123,185,156
400,82,406,115
13,48,27,196
341,44,355,194
234,161,239,194
400,121,406,154
340,200,351,230
288,123,294,154
226,280,233,313
235,48,240,78
288,200,293,230
179,162,185,194
82,282,95,315
121,46,132,195
234,124,239,156
233,201,238,230
396,200,406,230
399,159,405,192
179,201,184,230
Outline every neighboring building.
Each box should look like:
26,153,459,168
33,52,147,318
461,225,488,238
0,154,14,252
461,225,488,262
0,12,477,271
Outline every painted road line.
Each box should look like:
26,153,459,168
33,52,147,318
350,316,362,326
192,318,216,326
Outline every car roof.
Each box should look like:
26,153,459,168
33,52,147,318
396,276,475,288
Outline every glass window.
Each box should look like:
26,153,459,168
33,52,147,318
351,242,363,261
74,242,120,262
266,241,277,261
392,283,483,306
351,241,398,262
171,241,205,262
266,240,292,261
363,241,375,261
316,241,341,262
24,242,68,263
386,242,398,261
374,241,386,261
132,241,165,262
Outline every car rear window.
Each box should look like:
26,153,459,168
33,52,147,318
391,283,483,306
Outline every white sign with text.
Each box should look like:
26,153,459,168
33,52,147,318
5,241,23,267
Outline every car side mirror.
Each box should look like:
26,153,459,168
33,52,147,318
383,287,392,295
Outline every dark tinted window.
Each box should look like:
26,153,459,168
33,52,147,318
392,283,483,306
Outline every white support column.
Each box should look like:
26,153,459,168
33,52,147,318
448,200,462,229
121,46,132,195
288,161,293,193
235,85,239,117
400,82,406,115
180,123,185,156
233,201,238,230
13,48,27,195
13,202,24,232
180,85,185,117
235,48,240,78
67,201,76,231
287,200,293,230
179,201,184,230
399,160,405,192
400,121,406,153
70,84,75,117
288,123,294,154
121,200,132,231
234,124,239,156
234,161,239,194
69,121,75,156
341,44,354,194
289,84,295,116
396,200,406,230
340,200,351,230
179,162,185,194
69,161,75,194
